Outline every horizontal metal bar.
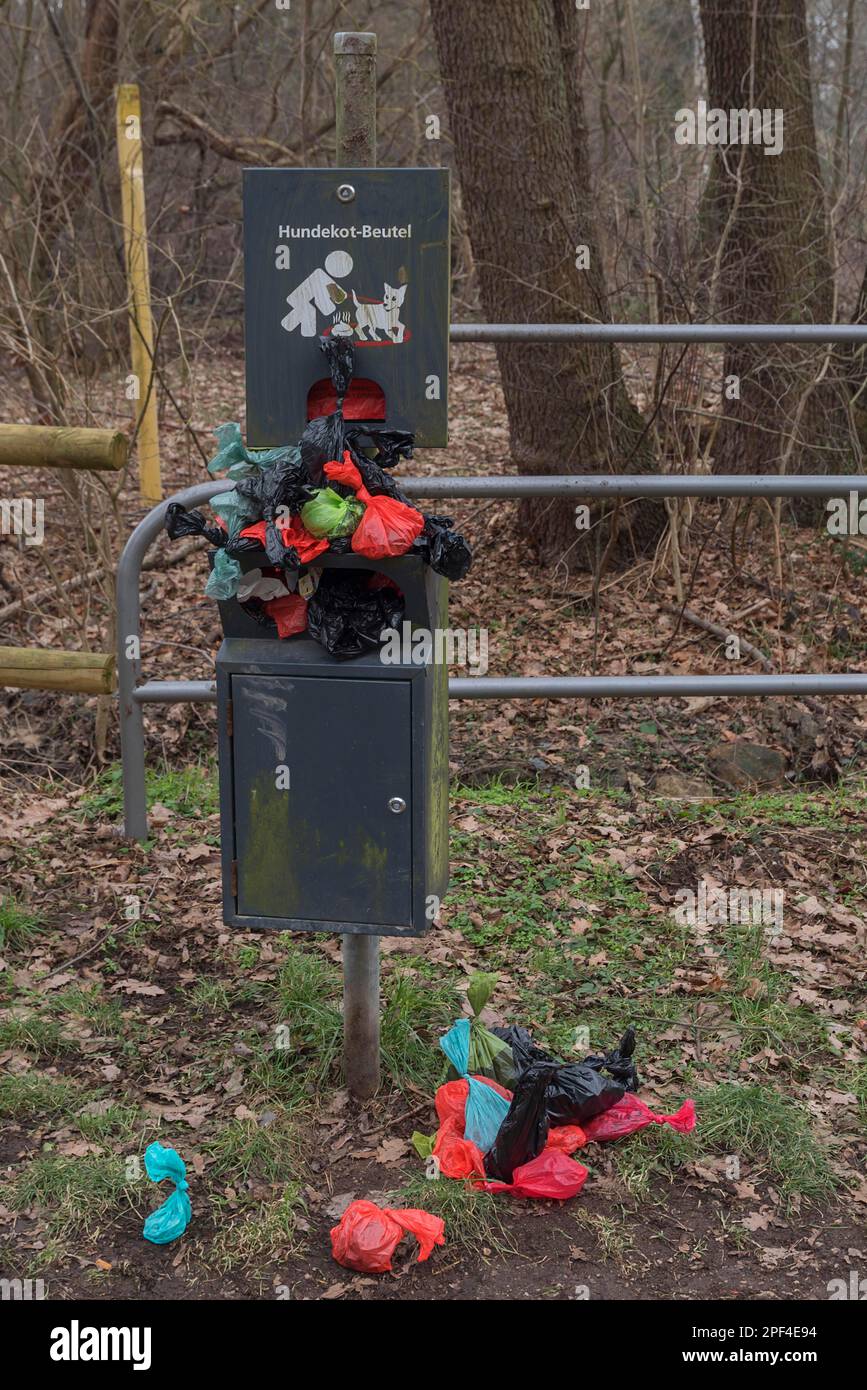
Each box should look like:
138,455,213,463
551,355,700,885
450,674,867,697
401,474,867,499
131,475,866,505
131,673,867,705
133,680,216,703
450,322,867,345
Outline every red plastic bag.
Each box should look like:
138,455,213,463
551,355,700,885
583,1094,696,1142
477,1149,589,1200
324,452,425,559
262,591,307,638
240,516,330,565
434,1118,486,1181
546,1123,587,1154
330,1199,445,1273
323,454,364,491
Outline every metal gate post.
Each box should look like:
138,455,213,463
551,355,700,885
117,481,220,840
335,30,382,1101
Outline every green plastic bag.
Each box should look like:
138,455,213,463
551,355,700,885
446,973,518,1090
207,422,293,480
301,487,364,539
205,547,241,600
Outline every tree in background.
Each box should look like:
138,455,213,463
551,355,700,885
429,0,660,569
698,0,857,496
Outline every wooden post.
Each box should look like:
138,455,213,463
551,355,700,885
0,425,128,471
335,32,382,1102
0,647,116,695
115,84,162,505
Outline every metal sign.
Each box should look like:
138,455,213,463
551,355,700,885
243,167,450,448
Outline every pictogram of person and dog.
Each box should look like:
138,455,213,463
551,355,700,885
280,250,409,344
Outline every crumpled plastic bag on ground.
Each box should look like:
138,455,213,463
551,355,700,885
483,1060,559,1183
431,1076,586,1185
582,1094,696,1142
330,1199,445,1273
477,1149,589,1200
142,1142,191,1245
492,1024,637,1127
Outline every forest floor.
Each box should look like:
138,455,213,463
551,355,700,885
0,344,865,1300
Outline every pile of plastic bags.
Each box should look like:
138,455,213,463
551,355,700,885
414,975,696,1201
165,336,472,659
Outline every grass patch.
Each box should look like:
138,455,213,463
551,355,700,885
610,1122,697,1199
666,786,866,833
398,1169,515,1257
380,968,457,1091
206,1186,306,1272
0,1012,69,1057
0,897,41,951
46,985,134,1041
697,1082,837,1202
613,1082,837,1206
79,761,218,823
204,1114,301,1187
1,1153,133,1241
0,1071,86,1121
74,1102,141,1142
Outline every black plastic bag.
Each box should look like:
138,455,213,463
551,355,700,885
543,1064,625,1127
483,1061,559,1183
320,333,354,400
584,1026,638,1092
346,426,414,470
300,337,356,487
414,515,473,581
344,431,411,502
306,569,404,660
492,1025,637,1128
234,452,315,564
300,411,346,489
165,503,226,548
490,1024,555,1072
234,451,315,520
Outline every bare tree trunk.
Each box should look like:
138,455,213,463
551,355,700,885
11,0,120,422
698,0,852,504
429,0,660,570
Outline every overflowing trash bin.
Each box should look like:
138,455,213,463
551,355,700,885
165,336,470,936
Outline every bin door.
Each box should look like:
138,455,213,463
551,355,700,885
231,674,413,928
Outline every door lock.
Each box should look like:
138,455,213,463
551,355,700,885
388,797,407,814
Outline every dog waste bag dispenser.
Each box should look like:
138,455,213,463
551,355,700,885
217,165,452,937
243,167,450,448
216,556,450,936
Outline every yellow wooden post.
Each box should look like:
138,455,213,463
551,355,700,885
115,83,162,504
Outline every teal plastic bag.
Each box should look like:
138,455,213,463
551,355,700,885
142,1142,191,1245
207,422,295,480
205,547,241,599
439,1017,510,1151
209,489,257,542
